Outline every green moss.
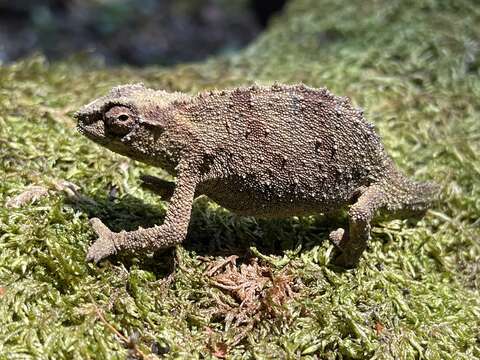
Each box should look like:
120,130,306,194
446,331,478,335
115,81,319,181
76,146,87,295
1,0,479,358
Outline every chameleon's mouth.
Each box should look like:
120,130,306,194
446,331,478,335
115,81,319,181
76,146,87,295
79,129,110,145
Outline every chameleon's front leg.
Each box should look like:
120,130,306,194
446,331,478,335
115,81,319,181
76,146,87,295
86,170,198,263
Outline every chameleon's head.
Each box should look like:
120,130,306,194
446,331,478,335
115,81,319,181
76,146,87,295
75,83,189,167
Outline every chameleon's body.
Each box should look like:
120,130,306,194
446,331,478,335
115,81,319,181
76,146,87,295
75,83,437,267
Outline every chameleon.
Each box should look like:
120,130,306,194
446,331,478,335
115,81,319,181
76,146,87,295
75,83,438,268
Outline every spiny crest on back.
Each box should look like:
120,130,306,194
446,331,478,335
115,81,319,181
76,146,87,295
188,83,350,104
184,83,364,124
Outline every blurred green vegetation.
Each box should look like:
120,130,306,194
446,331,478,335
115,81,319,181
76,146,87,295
1,0,479,358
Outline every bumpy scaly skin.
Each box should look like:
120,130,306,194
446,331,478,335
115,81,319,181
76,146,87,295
75,83,438,267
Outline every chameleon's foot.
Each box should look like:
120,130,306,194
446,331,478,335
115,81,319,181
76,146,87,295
329,228,360,268
86,218,121,263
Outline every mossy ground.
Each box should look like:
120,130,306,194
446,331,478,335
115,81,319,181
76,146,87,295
1,0,479,358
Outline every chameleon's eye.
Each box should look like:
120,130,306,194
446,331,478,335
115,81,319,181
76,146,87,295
104,106,135,136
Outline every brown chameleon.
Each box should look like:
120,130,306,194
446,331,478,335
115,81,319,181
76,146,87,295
75,83,438,268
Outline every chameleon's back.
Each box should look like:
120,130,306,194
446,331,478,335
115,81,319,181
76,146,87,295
177,84,390,216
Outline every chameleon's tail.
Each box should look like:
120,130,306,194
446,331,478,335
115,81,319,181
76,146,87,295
382,161,440,217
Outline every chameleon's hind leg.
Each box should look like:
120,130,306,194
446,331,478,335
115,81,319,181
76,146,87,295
329,185,385,268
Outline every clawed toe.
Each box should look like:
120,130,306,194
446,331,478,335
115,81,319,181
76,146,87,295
329,228,345,248
328,227,359,268
89,218,113,237
86,218,118,263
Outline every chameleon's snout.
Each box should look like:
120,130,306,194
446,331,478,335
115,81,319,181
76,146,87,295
74,107,100,126
73,110,86,124
74,105,109,144
74,95,109,126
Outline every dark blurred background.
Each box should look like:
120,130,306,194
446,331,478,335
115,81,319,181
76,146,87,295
0,0,287,66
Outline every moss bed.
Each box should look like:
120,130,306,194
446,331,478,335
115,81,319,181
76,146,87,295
1,0,479,358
